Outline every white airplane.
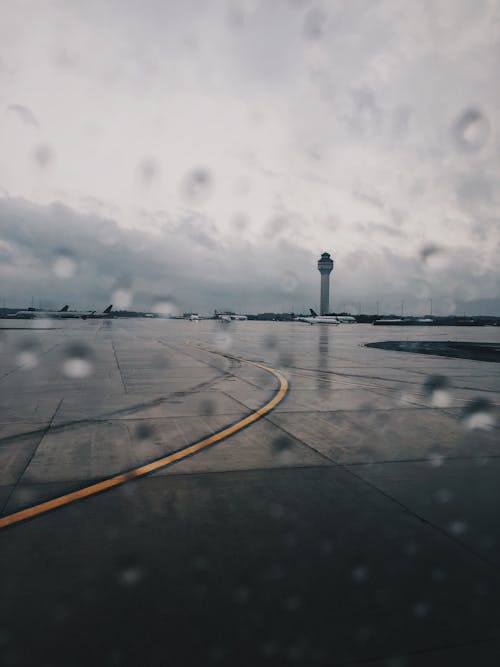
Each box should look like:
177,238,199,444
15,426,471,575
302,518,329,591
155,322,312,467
10,304,113,319
295,308,340,325
336,315,357,323
214,310,248,321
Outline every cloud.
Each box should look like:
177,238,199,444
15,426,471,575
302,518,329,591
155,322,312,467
0,2,499,315
1,197,499,315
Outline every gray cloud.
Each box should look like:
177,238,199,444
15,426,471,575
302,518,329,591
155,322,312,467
0,1,499,316
1,197,498,315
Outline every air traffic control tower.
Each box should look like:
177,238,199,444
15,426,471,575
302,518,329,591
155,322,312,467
318,252,334,315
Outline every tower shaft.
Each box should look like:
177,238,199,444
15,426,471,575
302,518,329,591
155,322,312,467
317,252,334,315
320,273,330,315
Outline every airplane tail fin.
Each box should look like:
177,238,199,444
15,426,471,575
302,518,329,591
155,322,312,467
103,305,113,313
309,308,318,317
60,305,69,312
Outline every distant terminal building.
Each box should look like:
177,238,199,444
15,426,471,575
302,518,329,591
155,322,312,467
317,252,334,315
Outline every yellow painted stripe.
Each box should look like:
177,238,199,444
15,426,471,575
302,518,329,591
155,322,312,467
0,352,288,530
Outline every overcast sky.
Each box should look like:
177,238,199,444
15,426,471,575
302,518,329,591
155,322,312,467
1,0,499,314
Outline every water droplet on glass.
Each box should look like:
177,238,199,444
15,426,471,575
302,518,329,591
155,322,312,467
428,450,444,467
152,297,180,318
279,270,299,293
112,288,132,310
116,555,143,587
272,435,294,463
462,398,495,430
135,423,154,440
283,595,301,611
214,330,232,351
268,502,285,519
198,399,215,416
233,586,250,604
413,601,430,617
182,167,213,204
16,338,40,369
62,342,94,378
303,7,327,41
448,520,468,537
138,157,160,185
192,555,208,571
423,375,451,407
435,488,453,504
17,350,38,369
453,107,490,153
352,565,369,583
33,143,54,167
52,249,76,279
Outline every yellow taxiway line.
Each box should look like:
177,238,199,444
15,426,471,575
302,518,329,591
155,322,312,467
0,351,288,531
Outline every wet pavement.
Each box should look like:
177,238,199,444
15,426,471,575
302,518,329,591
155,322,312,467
1,319,499,666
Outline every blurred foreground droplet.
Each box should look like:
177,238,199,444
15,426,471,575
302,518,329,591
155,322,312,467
152,297,180,317
112,288,133,310
182,167,213,204
279,270,299,293
453,107,490,153
52,249,76,279
462,397,495,430
62,342,94,378
423,375,451,407
135,422,154,440
16,338,40,369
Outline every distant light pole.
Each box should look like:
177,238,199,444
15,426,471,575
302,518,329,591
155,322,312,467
401,300,405,317
376,301,380,316
429,298,433,316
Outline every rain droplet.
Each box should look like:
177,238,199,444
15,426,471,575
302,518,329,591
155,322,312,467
138,157,160,185
135,423,154,440
52,249,76,278
428,451,445,468
268,502,285,519
423,375,451,407
17,350,38,369
272,435,292,455
214,330,232,351
453,107,490,153
198,399,215,416
152,297,180,318
420,243,445,262
448,520,468,537
283,595,301,611
192,555,208,571
116,556,143,587
435,488,453,504
279,270,299,293
303,7,327,41
352,565,369,583
112,288,133,310
34,143,54,167
16,338,40,369
233,586,250,604
413,601,430,617
62,342,94,378
278,351,294,368
182,167,213,204
462,398,495,430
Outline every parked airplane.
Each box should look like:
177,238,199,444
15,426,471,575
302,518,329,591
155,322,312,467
10,304,113,319
336,315,357,323
295,308,340,325
214,310,248,321
85,305,113,319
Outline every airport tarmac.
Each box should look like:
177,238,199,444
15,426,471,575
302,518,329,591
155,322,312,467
1,319,500,666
